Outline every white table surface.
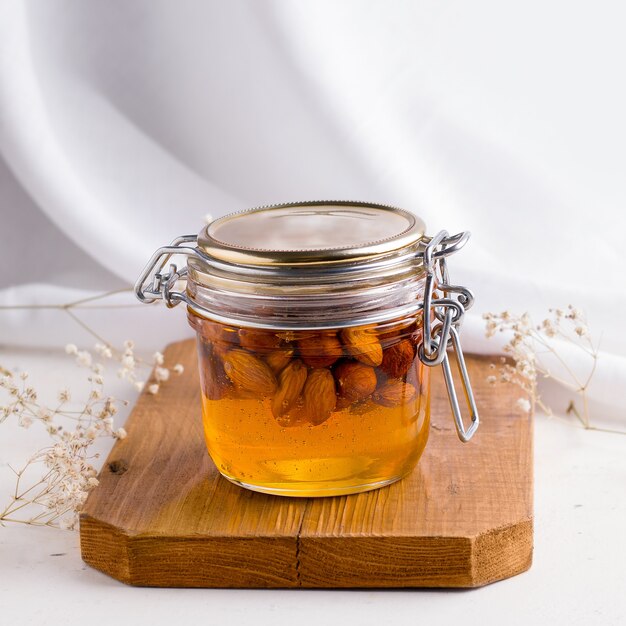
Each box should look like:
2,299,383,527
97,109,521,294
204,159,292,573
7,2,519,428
1,347,625,626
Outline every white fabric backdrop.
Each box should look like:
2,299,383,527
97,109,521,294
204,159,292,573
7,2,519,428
1,0,625,422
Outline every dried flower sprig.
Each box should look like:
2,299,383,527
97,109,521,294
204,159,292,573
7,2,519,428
0,341,184,529
483,306,621,434
0,289,189,530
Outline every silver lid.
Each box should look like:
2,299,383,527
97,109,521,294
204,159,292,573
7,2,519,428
197,201,426,266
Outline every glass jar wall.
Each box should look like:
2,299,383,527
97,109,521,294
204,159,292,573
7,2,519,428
189,311,429,497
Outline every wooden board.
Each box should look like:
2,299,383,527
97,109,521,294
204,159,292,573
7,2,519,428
80,339,533,588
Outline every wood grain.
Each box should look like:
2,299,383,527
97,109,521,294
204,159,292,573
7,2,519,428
80,339,533,588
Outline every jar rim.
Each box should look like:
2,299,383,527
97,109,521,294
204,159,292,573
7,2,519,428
197,201,426,267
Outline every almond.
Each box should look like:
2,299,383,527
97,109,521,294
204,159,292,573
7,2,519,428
272,359,308,418
238,328,283,353
222,349,277,397
302,368,337,425
193,317,237,358
380,339,415,378
378,316,419,345
297,332,343,368
373,380,417,408
333,361,377,406
340,326,383,366
197,339,230,400
266,347,294,374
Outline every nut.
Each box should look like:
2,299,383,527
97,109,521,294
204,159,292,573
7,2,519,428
297,332,343,368
198,339,230,400
380,339,415,379
333,361,377,406
302,368,337,425
194,318,238,358
340,326,383,366
222,349,277,397
266,347,295,374
272,359,308,419
373,380,417,407
238,328,283,353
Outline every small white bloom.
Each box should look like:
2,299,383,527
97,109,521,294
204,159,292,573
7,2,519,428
115,427,127,440
123,339,135,350
18,415,33,428
87,477,100,488
37,406,52,421
76,351,92,367
147,383,160,395
153,351,165,366
65,344,78,355
134,381,145,392
121,354,135,369
154,367,170,382
486,375,497,385
516,398,532,413
173,364,184,375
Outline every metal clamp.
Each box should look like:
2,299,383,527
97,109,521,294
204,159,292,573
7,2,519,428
417,231,480,442
134,235,204,308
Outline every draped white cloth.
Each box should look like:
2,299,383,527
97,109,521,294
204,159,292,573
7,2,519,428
1,1,625,423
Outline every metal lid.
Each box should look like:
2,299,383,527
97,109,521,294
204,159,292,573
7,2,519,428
197,201,426,266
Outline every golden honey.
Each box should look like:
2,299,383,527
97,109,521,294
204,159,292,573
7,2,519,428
191,313,430,497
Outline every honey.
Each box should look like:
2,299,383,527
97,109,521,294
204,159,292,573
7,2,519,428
191,313,430,496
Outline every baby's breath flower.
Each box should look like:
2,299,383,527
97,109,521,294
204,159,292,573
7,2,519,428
516,398,531,413
484,306,598,429
76,351,92,367
173,364,184,375
18,415,33,428
154,367,170,382
2,333,178,529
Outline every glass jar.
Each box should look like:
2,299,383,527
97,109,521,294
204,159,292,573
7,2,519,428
135,201,479,497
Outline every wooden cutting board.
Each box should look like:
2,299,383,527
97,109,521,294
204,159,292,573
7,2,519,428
80,339,533,588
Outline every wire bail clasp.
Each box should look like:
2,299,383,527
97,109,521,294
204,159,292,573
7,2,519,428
417,231,480,443
134,235,205,309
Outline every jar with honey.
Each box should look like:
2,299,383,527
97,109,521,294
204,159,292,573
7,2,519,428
135,202,479,497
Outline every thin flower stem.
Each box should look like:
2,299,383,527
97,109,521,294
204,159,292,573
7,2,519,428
63,309,112,348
